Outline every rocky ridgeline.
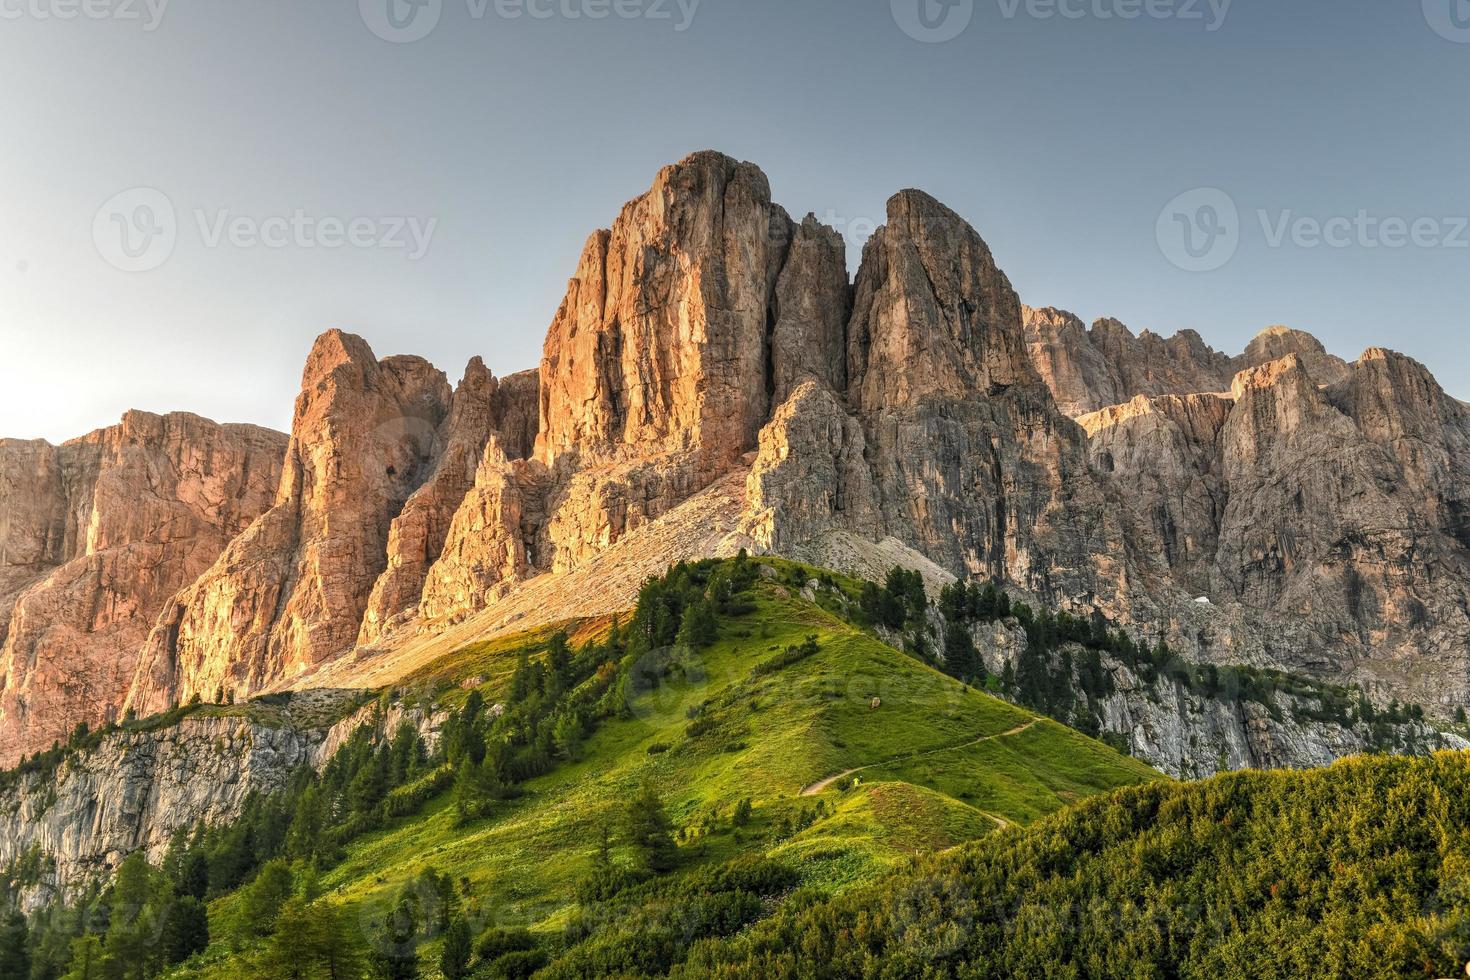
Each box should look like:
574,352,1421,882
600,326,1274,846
3,150,1470,772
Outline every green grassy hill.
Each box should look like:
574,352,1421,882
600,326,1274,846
159,558,1156,978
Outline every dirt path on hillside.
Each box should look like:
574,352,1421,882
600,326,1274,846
798,719,1041,797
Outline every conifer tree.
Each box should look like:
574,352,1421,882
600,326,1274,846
367,898,419,980
676,597,718,649
0,908,29,980
439,916,473,980
622,784,678,874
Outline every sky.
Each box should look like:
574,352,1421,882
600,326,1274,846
1,0,1467,442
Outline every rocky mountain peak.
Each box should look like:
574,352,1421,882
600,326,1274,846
1330,347,1470,488
535,150,791,475
1240,325,1350,385
1245,324,1326,360
1023,305,1087,337
297,327,380,393
126,331,461,711
847,187,1034,411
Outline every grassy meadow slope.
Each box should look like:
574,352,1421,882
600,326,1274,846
171,559,1158,977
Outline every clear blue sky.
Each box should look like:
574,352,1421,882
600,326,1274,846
2,0,1467,441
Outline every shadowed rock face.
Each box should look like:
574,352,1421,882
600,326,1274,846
771,215,852,405
4,151,1470,752
810,190,1124,600
0,414,288,767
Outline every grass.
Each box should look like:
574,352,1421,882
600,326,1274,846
174,561,1161,977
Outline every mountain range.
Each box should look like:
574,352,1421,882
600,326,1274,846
4,149,1468,771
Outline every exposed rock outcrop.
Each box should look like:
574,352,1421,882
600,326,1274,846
126,332,456,712
1243,325,1351,386
849,191,1036,409
1078,394,1233,595
0,414,287,767
0,715,316,908
741,380,876,553
1023,307,1237,417
1024,312,1354,422
0,440,67,613
536,152,790,473
753,190,1130,613
358,358,498,646
770,215,851,404
415,442,540,623
489,369,541,463
965,617,1466,780
1079,351,1470,710
0,689,437,910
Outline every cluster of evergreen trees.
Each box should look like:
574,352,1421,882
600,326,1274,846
2,849,208,980
551,856,799,977
677,751,1470,978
